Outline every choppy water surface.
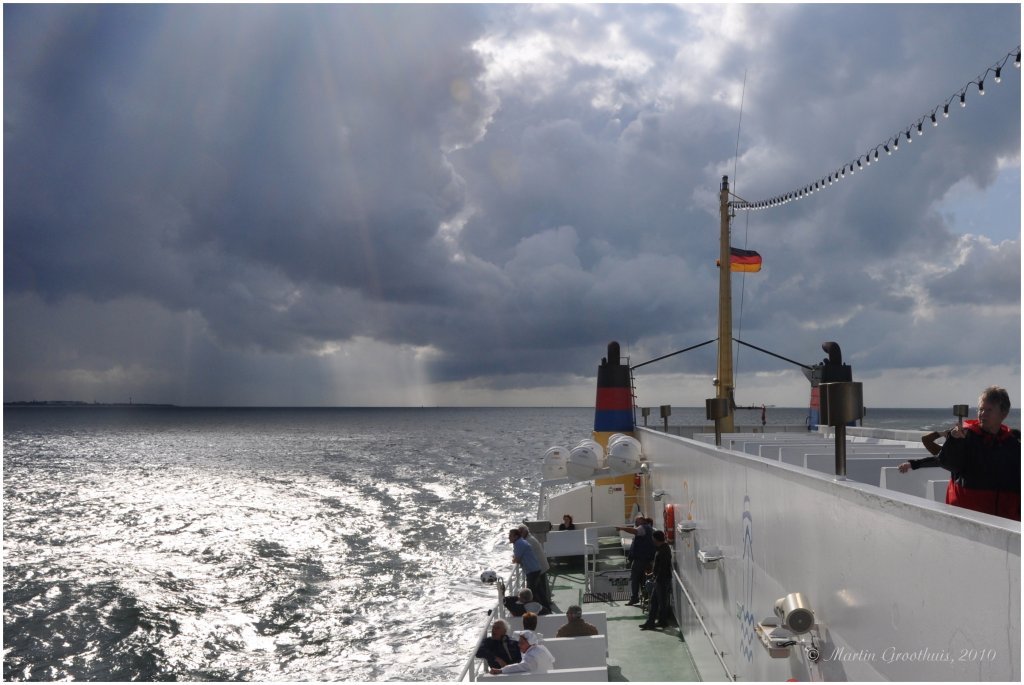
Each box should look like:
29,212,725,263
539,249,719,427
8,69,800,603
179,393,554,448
3,407,587,681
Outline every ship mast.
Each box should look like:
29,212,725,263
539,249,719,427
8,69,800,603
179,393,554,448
716,175,735,432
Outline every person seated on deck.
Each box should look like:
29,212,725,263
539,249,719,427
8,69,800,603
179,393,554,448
558,514,575,530
476,619,522,670
937,386,1020,521
488,630,555,675
555,605,598,637
521,611,538,631
503,588,534,617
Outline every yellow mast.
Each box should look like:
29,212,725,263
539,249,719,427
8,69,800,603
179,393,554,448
717,176,735,431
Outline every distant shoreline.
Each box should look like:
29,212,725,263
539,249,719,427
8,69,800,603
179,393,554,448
4,401,178,408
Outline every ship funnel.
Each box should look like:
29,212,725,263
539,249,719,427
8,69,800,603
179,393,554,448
821,341,843,365
807,341,854,430
594,341,635,446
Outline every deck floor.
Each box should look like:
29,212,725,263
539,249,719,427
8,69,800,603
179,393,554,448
544,539,701,682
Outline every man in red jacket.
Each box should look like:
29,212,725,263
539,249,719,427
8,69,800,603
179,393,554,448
938,386,1020,521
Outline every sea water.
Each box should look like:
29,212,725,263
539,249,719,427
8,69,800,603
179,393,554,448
3,406,1018,681
3,407,588,681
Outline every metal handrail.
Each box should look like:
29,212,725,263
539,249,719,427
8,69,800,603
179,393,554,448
672,568,736,681
457,565,526,681
456,606,495,682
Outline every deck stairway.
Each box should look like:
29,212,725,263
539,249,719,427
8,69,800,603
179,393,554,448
583,532,631,602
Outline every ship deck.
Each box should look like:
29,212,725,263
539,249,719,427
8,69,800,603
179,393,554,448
545,535,700,682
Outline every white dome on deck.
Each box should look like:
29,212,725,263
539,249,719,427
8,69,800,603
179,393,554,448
542,446,569,480
567,440,605,481
607,435,642,473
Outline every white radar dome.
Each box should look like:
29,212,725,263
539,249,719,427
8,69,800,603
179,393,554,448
480,569,498,584
566,439,606,481
543,446,569,480
607,435,642,473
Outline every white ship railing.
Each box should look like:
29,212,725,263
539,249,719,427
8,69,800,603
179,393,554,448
673,568,735,681
458,564,526,681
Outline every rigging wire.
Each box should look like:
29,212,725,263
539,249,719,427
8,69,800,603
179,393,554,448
731,70,749,393
729,46,1020,212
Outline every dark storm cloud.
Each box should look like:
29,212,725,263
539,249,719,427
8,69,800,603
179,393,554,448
3,4,1019,405
5,5,487,308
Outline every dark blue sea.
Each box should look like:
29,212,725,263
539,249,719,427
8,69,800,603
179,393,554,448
3,406,1018,680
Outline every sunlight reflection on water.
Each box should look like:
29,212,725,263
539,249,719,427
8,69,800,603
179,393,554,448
3,407,587,681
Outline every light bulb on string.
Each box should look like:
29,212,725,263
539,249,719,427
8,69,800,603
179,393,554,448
733,45,1020,215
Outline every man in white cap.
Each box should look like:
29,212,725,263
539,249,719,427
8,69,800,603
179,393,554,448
488,630,555,675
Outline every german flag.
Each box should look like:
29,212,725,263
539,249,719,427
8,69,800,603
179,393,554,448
729,247,762,272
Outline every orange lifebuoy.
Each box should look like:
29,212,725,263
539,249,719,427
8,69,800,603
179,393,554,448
663,503,675,542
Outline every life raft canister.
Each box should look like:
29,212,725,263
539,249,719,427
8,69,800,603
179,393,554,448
663,503,676,542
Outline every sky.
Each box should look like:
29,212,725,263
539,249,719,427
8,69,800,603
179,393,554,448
3,3,1021,409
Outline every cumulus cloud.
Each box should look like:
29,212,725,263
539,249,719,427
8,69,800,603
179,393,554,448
3,4,1019,406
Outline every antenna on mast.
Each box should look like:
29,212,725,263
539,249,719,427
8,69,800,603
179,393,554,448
732,69,747,199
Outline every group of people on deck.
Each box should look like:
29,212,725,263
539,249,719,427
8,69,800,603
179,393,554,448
616,515,673,629
477,604,598,675
897,385,1020,521
483,509,674,676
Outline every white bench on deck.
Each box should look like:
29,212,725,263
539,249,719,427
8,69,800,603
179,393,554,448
801,454,912,486
543,530,594,559
879,466,947,499
775,446,927,466
478,634,608,681
480,666,608,681
507,611,608,638
538,635,607,669
927,479,950,503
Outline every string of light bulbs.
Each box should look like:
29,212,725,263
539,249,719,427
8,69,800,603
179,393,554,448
729,46,1021,212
